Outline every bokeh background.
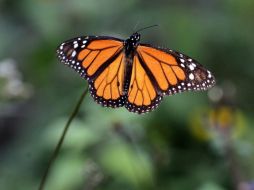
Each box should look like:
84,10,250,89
1,0,254,190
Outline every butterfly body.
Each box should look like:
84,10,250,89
57,32,215,114
122,33,142,96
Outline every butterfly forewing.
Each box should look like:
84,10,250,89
137,44,215,96
57,36,123,79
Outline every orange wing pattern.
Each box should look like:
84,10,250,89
125,55,163,113
57,36,126,107
78,40,123,77
137,45,215,96
57,37,123,80
89,52,126,107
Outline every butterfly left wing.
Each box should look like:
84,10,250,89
57,36,127,108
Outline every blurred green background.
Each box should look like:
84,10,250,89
1,0,254,190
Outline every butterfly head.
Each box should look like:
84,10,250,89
124,33,141,54
129,32,141,45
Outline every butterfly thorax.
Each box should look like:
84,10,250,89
124,32,140,55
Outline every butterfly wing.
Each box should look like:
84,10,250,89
125,44,215,114
57,36,126,107
125,54,163,113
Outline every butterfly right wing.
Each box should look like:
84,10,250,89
125,44,215,114
57,36,126,107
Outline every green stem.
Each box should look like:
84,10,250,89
38,86,89,190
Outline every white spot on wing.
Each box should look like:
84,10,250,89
74,43,79,48
189,73,194,80
207,71,212,78
71,51,76,57
189,65,194,71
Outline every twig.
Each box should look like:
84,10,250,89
38,86,89,190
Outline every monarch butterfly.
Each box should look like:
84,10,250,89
57,29,215,114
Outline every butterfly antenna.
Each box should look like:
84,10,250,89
135,24,159,33
133,20,141,33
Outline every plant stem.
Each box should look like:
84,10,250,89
38,86,88,190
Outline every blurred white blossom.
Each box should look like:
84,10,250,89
0,59,33,100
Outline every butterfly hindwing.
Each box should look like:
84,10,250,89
125,55,163,113
89,52,126,108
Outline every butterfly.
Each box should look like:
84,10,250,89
57,29,215,114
